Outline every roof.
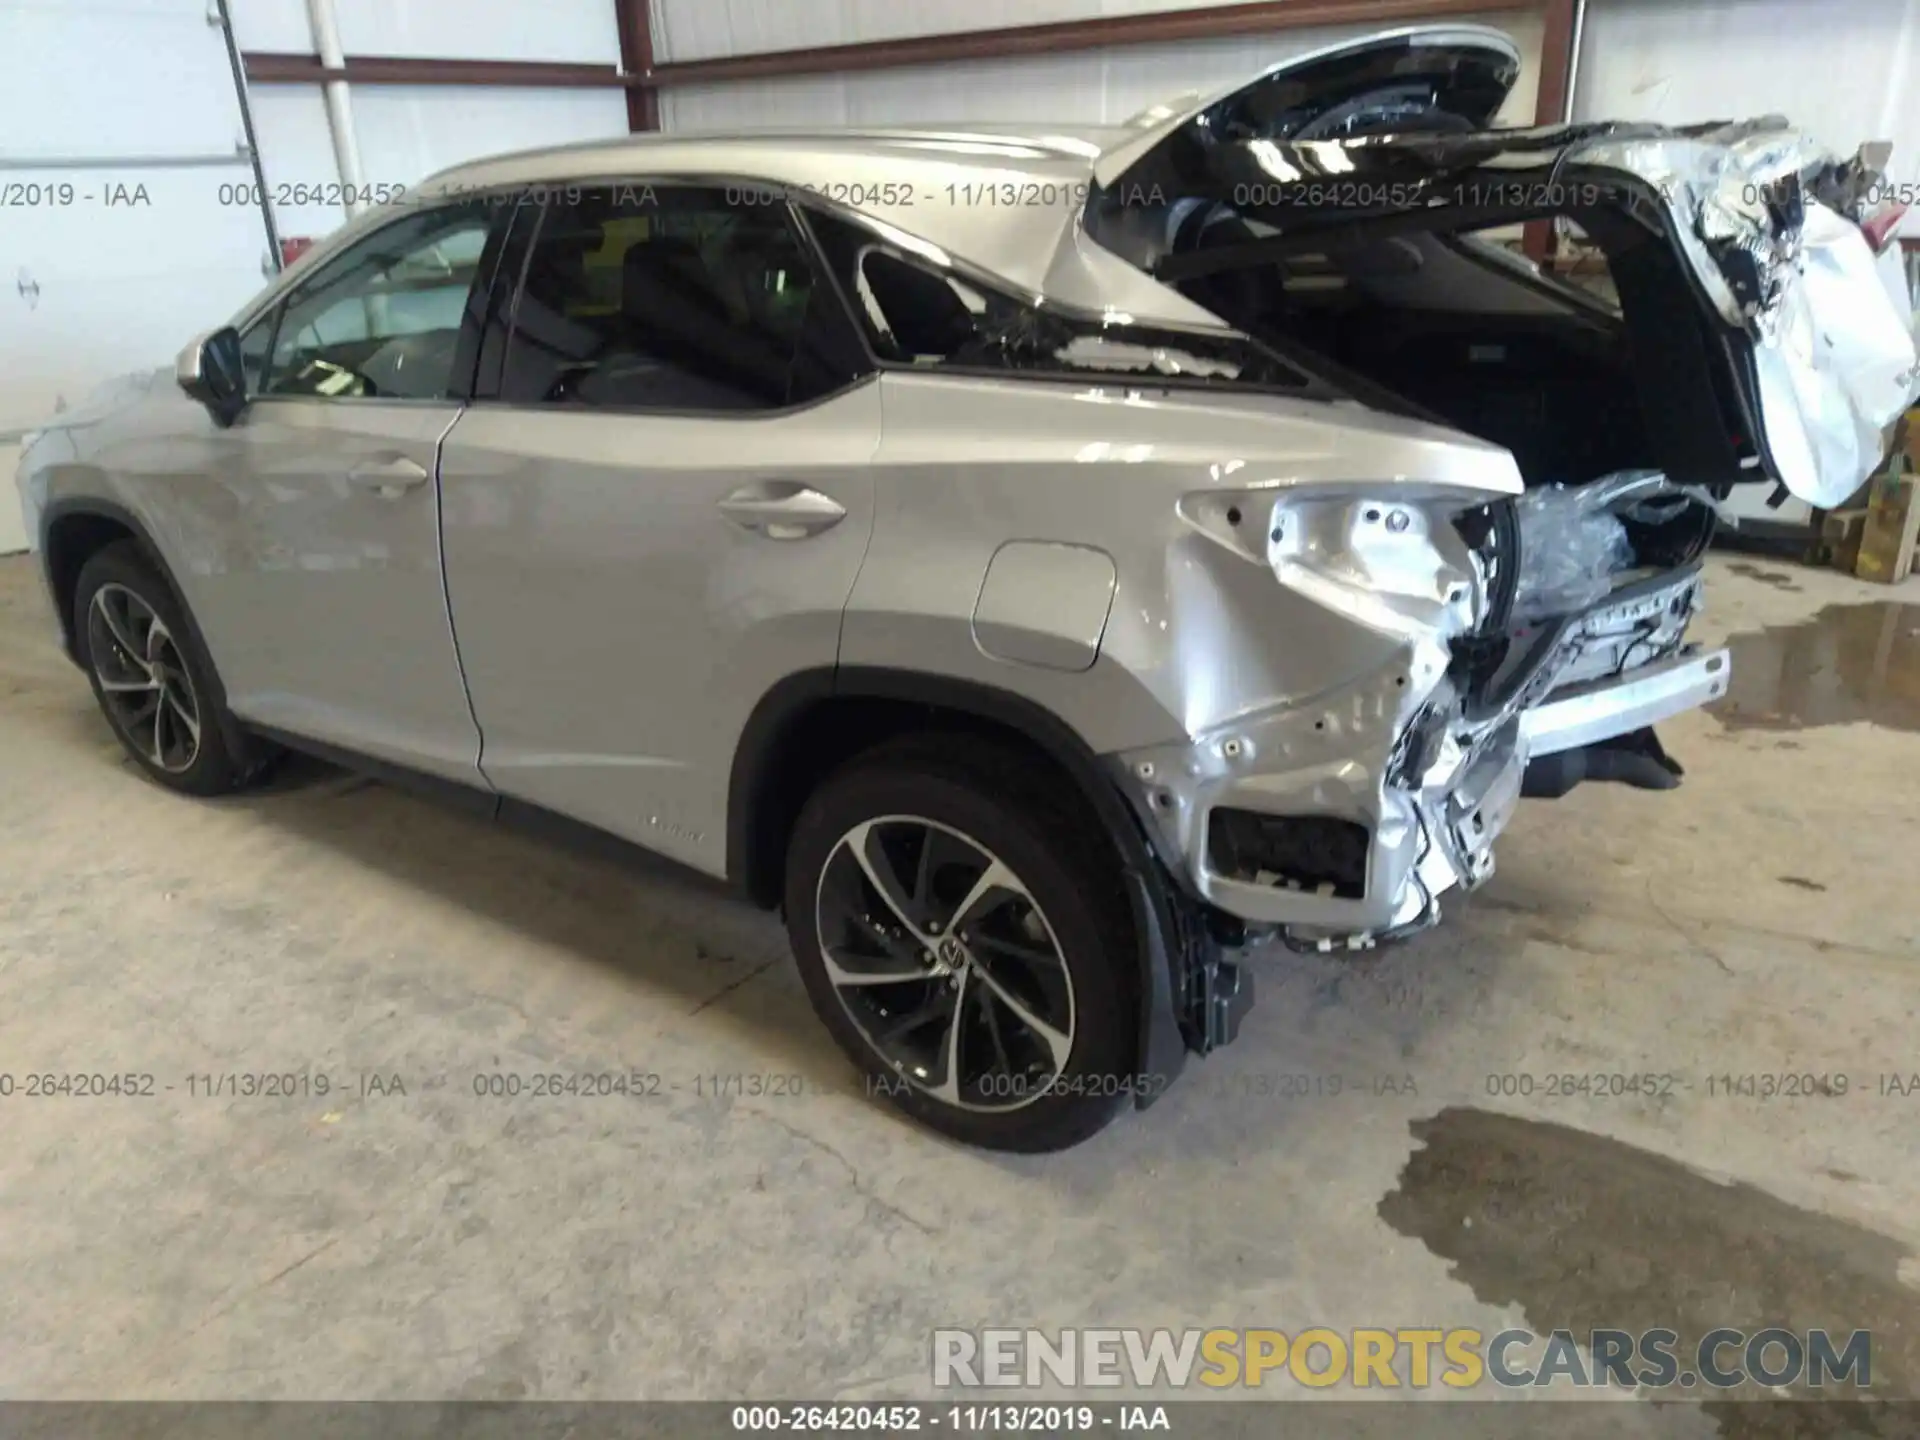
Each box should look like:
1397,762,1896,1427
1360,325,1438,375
422,125,1139,189
413,124,1221,328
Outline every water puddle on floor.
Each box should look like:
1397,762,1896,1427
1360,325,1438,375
1379,1107,1920,1434
1711,601,1920,733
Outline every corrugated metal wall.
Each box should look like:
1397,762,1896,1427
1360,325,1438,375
1575,0,1919,161
653,0,1920,194
657,0,1375,60
232,0,629,239
654,8,1547,130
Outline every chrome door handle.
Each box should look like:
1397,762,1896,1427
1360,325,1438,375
347,455,430,498
718,482,847,539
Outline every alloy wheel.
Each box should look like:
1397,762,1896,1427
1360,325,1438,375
813,815,1076,1111
86,582,203,774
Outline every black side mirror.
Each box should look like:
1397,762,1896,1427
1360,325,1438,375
176,327,249,427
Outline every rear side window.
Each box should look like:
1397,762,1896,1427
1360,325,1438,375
498,185,866,412
802,207,1323,394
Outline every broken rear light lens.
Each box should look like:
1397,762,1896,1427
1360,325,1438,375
1861,203,1908,254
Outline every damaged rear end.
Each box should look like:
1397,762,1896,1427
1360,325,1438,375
1094,25,1919,948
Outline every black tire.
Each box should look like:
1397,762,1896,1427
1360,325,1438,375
784,733,1139,1152
72,541,273,797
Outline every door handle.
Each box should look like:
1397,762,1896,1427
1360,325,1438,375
347,455,430,498
718,482,847,539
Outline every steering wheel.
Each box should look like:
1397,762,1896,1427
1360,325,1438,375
542,361,597,404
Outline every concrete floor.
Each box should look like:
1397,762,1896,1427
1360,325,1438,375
1,548,1918,1426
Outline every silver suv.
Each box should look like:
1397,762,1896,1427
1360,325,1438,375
17,27,1917,1149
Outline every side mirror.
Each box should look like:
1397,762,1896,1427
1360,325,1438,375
177,327,249,427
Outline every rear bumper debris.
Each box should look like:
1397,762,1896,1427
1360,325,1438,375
1523,646,1730,759
1117,557,1724,949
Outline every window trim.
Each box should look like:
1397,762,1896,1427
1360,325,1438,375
237,195,514,408
476,174,877,421
236,310,279,396
469,198,543,402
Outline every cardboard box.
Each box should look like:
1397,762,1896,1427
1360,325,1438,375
1855,411,1920,583
1819,507,1869,572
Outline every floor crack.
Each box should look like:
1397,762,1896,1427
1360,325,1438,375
177,1233,345,1344
688,956,782,1016
744,1107,939,1237
1644,878,1734,976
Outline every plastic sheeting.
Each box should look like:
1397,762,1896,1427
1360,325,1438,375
1510,482,1637,622
1508,470,1711,621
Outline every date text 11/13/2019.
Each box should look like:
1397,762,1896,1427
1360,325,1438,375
730,1405,1170,1433
0,1072,408,1099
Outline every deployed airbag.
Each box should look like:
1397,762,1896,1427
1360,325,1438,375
1751,202,1920,508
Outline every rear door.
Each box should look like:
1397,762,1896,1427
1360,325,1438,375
437,182,879,878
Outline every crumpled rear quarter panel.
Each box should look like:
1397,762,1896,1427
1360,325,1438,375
841,372,1522,761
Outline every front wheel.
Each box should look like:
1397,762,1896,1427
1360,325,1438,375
783,736,1139,1152
73,541,272,796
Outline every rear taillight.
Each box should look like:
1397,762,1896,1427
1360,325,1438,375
1861,203,1909,254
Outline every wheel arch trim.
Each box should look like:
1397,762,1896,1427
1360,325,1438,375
40,497,175,662
727,665,1189,1100
40,495,255,764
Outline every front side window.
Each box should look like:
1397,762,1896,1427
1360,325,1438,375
260,202,492,401
802,207,1325,394
498,185,864,412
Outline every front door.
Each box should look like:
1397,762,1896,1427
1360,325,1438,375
438,182,879,876
194,201,496,779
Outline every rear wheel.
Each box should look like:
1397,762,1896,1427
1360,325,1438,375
784,736,1138,1151
73,542,271,796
